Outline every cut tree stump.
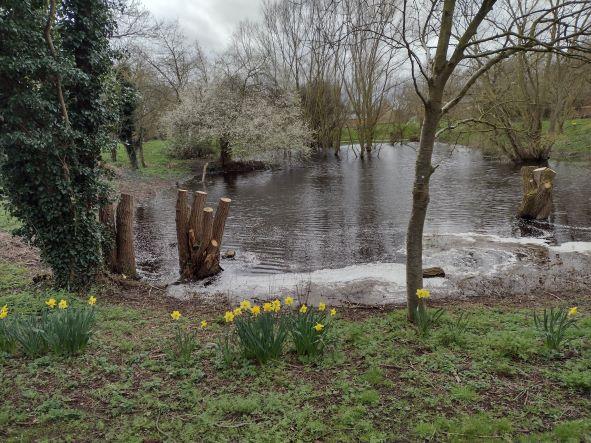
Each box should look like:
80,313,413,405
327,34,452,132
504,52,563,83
175,190,231,280
116,193,137,278
99,203,117,273
517,166,556,220
423,267,445,278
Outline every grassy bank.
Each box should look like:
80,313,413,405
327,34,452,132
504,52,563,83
342,118,591,160
1,260,590,441
103,140,196,179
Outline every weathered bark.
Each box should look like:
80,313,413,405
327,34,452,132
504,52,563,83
406,104,441,321
116,193,136,277
138,130,147,168
99,203,117,273
188,191,207,250
518,166,556,220
175,190,190,274
213,197,231,244
125,142,139,169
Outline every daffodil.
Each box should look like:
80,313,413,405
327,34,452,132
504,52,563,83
299,304,308,314
58,299,68,309
568,307,578,317
285,296,294,306
318,302,326,311
313,323,324,332
263,302,273,312
46,298,57,309
240,300,251,310
272,299,281,312
250,305,261,316
416,288,430,299
0,305,7,319
87,296,97,306
233,307,243,316
224,311,235,323
330,308,337,317
170,310,181,320
200,320,207,329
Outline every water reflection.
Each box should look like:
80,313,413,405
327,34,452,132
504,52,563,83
134,143,591,282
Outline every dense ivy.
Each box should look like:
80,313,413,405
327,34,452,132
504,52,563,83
0,0,116,289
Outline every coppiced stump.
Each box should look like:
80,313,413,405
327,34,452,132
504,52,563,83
99,203,117,273
518,166,556,220
175,190,231,280
116,193,137,278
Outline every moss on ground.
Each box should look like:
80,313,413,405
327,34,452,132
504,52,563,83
0,261,590,442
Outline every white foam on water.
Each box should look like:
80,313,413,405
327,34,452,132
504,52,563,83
439,232,550,247
549,242,591,254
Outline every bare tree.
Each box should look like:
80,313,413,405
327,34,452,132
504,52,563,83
386,0,591,320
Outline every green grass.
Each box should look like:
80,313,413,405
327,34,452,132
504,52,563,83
102,140,196,179
1,262,590,441
0,202,21,232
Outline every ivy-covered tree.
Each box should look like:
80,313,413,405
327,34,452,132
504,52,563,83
0,0,116,289
115,68,141,169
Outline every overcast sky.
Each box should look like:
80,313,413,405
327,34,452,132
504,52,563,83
142,0,262,52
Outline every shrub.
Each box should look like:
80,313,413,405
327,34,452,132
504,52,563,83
534,306,578,351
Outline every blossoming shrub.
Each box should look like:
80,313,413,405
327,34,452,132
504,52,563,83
534,306,578,351
2,296,97,357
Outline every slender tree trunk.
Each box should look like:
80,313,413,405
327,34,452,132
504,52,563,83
220,137,231,168
406,104,441,321
110,147,117,161
138,130,147,168
99,203,117,273
125,142,139,169
116,193,136,278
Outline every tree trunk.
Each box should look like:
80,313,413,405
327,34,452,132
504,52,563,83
220,137,231,168
110,147,117,161
406,105,441,322
116,193,136,277
517,166,556,220
189,191,207,251
99,203,117,273
175,189,190,275
125,142,139,169
138,130,147,168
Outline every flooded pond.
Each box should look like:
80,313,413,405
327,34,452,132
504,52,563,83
134,143,591,304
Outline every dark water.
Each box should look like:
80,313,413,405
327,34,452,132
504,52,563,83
134,144,591,282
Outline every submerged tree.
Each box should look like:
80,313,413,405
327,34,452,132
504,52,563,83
0,0,115,288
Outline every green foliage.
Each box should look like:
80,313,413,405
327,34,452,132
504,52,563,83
170,322,198,364
9,315,49,358
0,0,116,289
42,305,96,356
414,303,444,337
534,307,578,351
0,318,16,354
234,309,289,364
289,308,331,359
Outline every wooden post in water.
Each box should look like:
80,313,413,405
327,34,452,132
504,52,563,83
116,193,137,277
518,166,556,220
175,190,231,280
99,203,117,273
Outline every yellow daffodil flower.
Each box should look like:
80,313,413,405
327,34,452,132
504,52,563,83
250,305,261,316
330,308,337,317
200,320,207,329
240,300,251,310
299,304,308,314
285,296,294,306
416,288,430,299
46,298,57,309
568,307,578,317
263,302,273,312
272,299,281,312
87,296,97,306
233,307,243,316
0,305,7,319
170,310,181,320
224,311,235,323
313,323,324,332
58,299,68,309
318,302,326,311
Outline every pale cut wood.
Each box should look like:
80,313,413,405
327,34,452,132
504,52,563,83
212,197,231,244
189,191,207,248
99,203,117,273
175,190,190,274
116,193,136,277
518,166,556,220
